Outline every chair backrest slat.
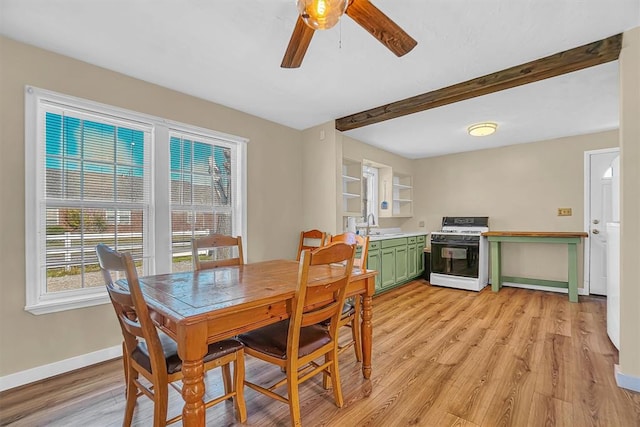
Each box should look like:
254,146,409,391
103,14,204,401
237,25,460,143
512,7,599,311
192,234,244,270
329,232,369,271
296,229,327,261
288,242,355,352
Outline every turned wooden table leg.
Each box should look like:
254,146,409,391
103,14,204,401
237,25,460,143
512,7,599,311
178,323,208,426
361,290,373,379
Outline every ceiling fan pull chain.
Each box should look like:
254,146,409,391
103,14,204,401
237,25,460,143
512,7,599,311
339,19,342,49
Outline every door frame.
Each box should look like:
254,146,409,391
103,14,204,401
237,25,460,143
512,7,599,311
583,147,620,295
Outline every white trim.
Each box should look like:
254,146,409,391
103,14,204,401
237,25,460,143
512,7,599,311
583,147,620,295
25,291,110,315
500,281,588,296
615,364,640,393
0,345,122,392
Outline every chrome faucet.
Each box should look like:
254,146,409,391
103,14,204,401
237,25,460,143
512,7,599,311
366,213,376,236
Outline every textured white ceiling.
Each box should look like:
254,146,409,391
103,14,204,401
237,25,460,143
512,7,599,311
1,0,639,158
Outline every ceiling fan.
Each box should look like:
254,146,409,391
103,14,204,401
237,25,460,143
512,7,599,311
282,0,418,68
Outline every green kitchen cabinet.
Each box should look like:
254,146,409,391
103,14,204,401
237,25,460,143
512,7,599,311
367,234,428,295
380,237,408,291
407,236,417,278
417,235,426,275
395,245,408,283
367,241,381,291
380,247,397,288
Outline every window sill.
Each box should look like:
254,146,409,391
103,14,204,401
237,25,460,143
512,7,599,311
25,291,110,315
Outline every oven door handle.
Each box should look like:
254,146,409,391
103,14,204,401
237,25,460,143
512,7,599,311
431,242,480,247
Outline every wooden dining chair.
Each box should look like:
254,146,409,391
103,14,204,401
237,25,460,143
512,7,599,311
96,244,247,426
238,242,355,427
192,233,244,270
328,232,369,362
296,229,327,261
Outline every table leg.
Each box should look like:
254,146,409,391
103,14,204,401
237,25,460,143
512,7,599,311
568,243,578,302
361,292,373,379
491,241,502,292
178,323,208,427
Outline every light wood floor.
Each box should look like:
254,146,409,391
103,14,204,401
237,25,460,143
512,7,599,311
2,281,639,426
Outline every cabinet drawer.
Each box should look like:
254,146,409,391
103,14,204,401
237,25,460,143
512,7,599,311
417,235,426,243
368,241,380,251
408,237,417,244
381,238,407,248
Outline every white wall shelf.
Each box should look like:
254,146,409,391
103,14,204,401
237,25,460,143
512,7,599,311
392,173,413,217
342,159,362,217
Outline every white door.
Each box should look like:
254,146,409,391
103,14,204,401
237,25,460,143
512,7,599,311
586,149,619,295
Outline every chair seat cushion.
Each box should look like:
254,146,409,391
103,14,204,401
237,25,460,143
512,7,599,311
238,320,330,360
133,331,243,375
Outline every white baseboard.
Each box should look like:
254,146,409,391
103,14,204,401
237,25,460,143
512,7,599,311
0,345,122,392
615,364,640,392
501,282,589,296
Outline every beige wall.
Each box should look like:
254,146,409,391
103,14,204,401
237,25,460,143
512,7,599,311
301,123,339,234
0,36,304,376
413,131,618,284
619,27,640,379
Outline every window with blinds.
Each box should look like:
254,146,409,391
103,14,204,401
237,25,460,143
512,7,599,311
169,133,236,272
42,106,151,294
25,87,247,314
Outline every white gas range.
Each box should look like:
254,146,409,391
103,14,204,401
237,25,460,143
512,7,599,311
430,217,489,291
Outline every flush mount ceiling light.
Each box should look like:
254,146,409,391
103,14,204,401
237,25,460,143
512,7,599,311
297,0,349,30
468,122,498,137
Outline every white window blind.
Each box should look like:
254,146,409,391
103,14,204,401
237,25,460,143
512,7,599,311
40,104,152,294
169,131,239,272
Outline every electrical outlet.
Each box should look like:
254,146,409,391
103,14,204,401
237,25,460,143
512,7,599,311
418,221,425,227
558,208,572,216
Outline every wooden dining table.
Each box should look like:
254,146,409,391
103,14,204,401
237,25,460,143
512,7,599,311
135,259,377,426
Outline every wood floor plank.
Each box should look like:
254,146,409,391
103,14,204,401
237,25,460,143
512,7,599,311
535,333,573,402
527,391,573,427
1,281,639,427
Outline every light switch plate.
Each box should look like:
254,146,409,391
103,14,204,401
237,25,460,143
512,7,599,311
558,208,572,216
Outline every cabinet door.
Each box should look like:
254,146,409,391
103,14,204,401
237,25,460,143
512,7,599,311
417,247,425,275
395,245,408,283
417,237,426,275
408,243,417,278
381,248,396,288
367,249,382,291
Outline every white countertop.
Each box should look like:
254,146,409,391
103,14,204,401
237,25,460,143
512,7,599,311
367,231,429,241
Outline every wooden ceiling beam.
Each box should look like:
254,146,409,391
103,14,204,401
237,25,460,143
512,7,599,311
335,33,623,132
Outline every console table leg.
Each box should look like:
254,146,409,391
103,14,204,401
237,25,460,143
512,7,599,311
568,243,579,302
491,241,501,292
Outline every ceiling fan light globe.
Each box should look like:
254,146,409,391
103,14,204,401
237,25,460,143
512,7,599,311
296,0,348,30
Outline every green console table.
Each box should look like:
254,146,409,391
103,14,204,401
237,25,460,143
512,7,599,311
482,231,589,302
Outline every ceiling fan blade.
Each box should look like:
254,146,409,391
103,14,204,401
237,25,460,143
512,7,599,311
346,0,417,57
281,16,316,68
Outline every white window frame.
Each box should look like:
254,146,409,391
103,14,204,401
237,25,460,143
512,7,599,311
25,86,247,314
363,165,379,223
